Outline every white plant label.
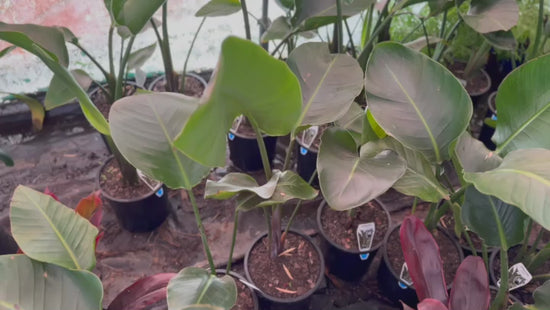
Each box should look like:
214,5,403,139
300,125,319,149
356,222,375,252
399,262,413,287
496,262,532,291
231,115,244,132
137,169,161,191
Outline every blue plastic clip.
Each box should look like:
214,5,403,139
398,281,408,289
155,187,164,198
359,253,370,261
300,146,308,155
228,133,235,141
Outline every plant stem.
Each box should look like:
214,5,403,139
263,206,272,247
527,228,545,258
74,43,110,83
271,30,298,56
108,26,115,79
104,135,139,185
344,19,357,58
516,219,533,262
463,231,478,256
336,0,344,53
226,210,239,273
271,205,282,258
187,188,216,274
180,17,206,94
163,3,177,91
411,197,418,215
529,0,545,60
357,0,391,69
260,0,269,50
361,4,375,49
248,117,272,180
283,170,318,240
482,242,490,273
464,40,490,79
114,36,135,101
400,22,423,43
241,0,251,40
431,9,447,59
489,196,509,310
283,137,296,171
420,19,432,57
433,19,462,62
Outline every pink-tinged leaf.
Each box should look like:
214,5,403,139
75,191,102,224
108,273,177,310
448,256,490,310
95,231,104,248
89,204,103,228
400,216,448,304
43,188,59,201
418,299,449,310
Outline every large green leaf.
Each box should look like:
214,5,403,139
510,280,550,310
167,267,236,310
493,53,550,155
454,132,502,174
127,43,156,70
0,255,103,310
365,42,472,164
195,0,241,17
45,69,93,109
0,23,109,135
205,172,281,200
464,148,550,230
292,0,375,30
0,148,13,167
10,186,98,270
318,128,406,211
7,93,45,131
461,0,519,34
461,187,527,248
110,0,166,35
287,42,364,128
365,137,449,202
175,36,301,167
261,16,291,42
109,93,210,189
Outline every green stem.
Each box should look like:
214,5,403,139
104,135,139,185
433,19,461,62
241,0,251,41
283,169,318,240
336,0,344,53
527,228,545,257
188,188,216,274
108,26,115,78
420,19,432,57
464,40,490,79
516,219,533,262
463,231,478,257
361,4,375,49
529,0,545,60
271,205,282,258
431,9,447,60
283,137,296,171
263,206,272,250
482,242,490,274
180,17,206,94
260,0,269,50
532,273,550,281
162,3,176,92
411,197,418,215
400,22,423,43
74,43,110,83
114,36,135,101
489,196,509,310
344,19,357,58
226,210,239,273
271,30,298,56
248,117,272,180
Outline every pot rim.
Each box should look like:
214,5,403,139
215,269,260,310
243,229,325,304
88,80,141,97
147,72,208,91
97,156,163,203
488,91,497,115
316,199,390,254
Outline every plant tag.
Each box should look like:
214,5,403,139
231,115,244,132
496,262,532,291
300,126,319,149
300,146,308,155
357,222,375,252
155,187,164,198
228,132,235,141
137,170,161,191
359,253,370,261
399,263,413,287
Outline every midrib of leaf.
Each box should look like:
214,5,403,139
23,191,81,270
296,55,338,127
196,276,214,304
385,64,441,162
495,101,550,155
485,168,550,187
338,159,360,199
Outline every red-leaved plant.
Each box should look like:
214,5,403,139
400,215,490,310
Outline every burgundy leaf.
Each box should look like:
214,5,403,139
400,216,448,304
107,273,177,310
448,256,490,310
418,299,449,310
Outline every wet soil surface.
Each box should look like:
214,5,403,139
150,75,206,98
99,158,153,199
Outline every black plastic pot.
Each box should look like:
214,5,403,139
216,269,259,310
244,230,325,310
98,157,170,232
317,200,390,282
147,72,208,92
0,227,17,255
479,91,497,151
296,140,318,187
228,130,277,172
377,224,464,307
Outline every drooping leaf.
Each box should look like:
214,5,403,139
365,42,472,164
292,0,375,30
167,267,236,310
109,93,210,189
417,299,448,310
464,148,550,230
0,45,15,58
483,30,516,51
0,148,13,167
195,0,241,17
0,255,103,310
109,0,166,35
448,256,490,310
365,137,449,202
461,187,527,248
175,36,301,167
461,0,519,34
75,191,102,227
493,53,550,155
287,42,364,128
0,23,109,135
108,273,176,310
205,172,281,200
400,216,448,304
261,16,291,42
317,128,406,211
454,132,502,174
127,43,156,70
10,186,98,270
45,69,93,108
7,93,45,131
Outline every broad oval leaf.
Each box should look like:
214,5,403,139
0,255,103,310
461,0,519,34
110,0,166,35
365,42,472,164
318,128,406,210
493,53,550,155
175,36,302,167
45,69,93,108
108,273,176,310
261,16,291,42
287,42,364,128
167,267,236,310
110,93,210,189
454,132,502,174
127,43,156,71
0,148,13,167
195,0,241,17
464,148,550,230
10,186,98,270
448,256,490,310
461,187,527,248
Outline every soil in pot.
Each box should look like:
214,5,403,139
232,277,257,310
149,74,206,97
90,83,139,119
448,62,491,96
246,232,321,299
99,158,152,199
491,246,550,304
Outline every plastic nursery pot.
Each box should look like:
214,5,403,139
216,269,259,310
97,156,170,233
244,229,325,310
295,137,319,187
147,72,208,95
448,62,492,98
228,129,277,172
0,227,18,255
478,91,497,151
377,224,464,307
316,200,390,282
